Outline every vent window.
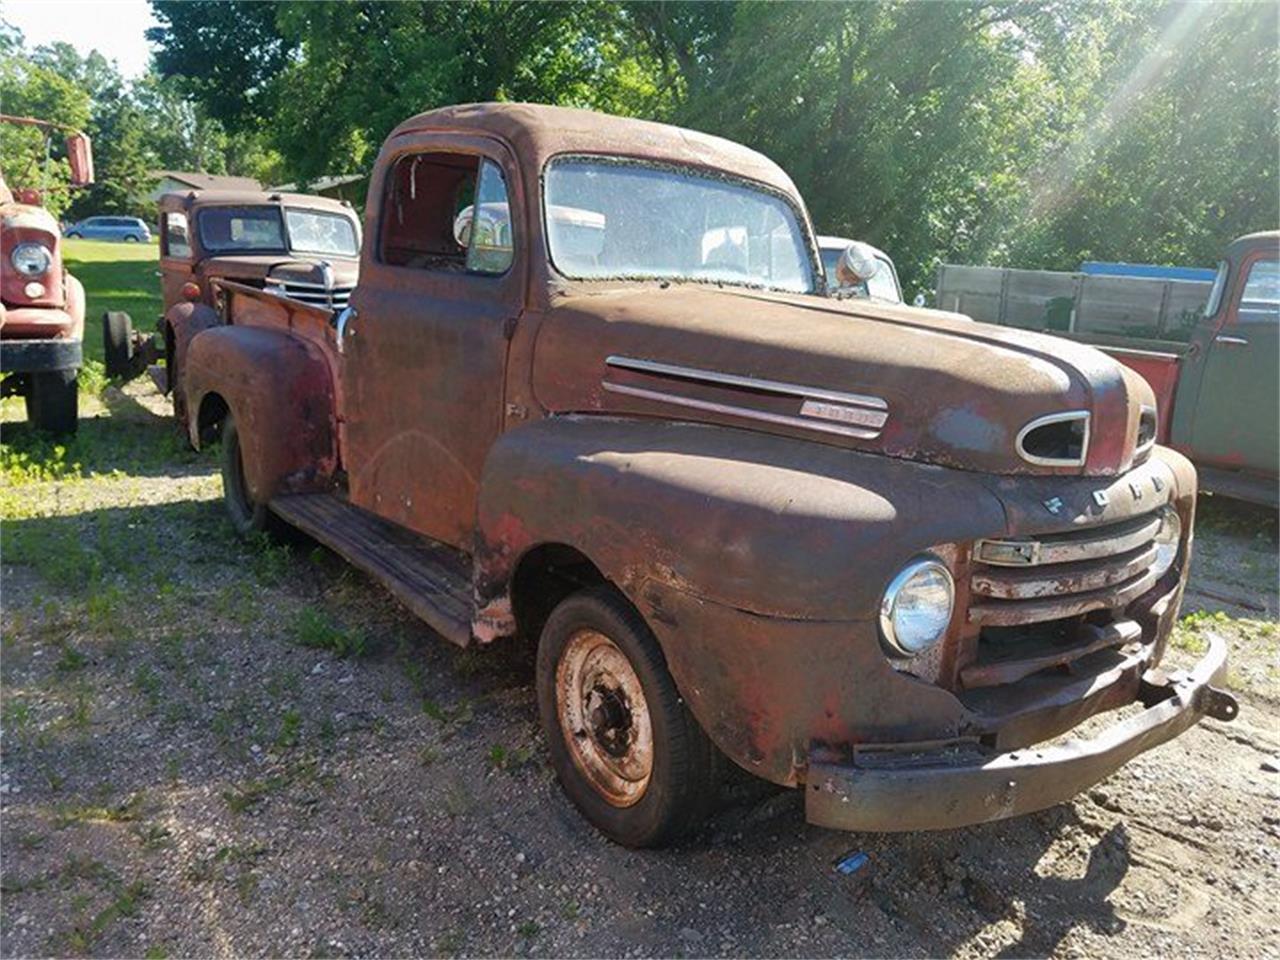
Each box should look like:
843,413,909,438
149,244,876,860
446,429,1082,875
1017,412,1090,466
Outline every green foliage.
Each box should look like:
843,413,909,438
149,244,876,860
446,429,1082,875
143,0,1275,293
291,606,369,658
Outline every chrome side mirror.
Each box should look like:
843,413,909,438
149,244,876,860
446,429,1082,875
836,241,883,286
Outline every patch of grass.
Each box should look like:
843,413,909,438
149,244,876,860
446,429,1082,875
222,778,284,814
55,792,145,828
274,708,303,750
63,879,149,953
132,822,173,851
517,920,541,939
133,663,162,708
291,606,368,658
55,642,89,673
249,533,293,585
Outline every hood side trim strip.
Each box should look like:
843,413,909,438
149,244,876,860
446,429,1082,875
605,355,888,410
601,381,883,439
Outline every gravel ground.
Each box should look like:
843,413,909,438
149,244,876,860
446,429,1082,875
2,381,1278,959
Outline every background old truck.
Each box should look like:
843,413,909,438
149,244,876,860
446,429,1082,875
937,232,1279,506
175,103,1234,847
0,114,94,434
103,188,361,422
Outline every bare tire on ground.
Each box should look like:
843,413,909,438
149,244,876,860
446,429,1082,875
25,369,78,434
221,414,273,537
536,585,722,847
103,311,134,378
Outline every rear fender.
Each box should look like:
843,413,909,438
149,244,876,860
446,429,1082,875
184,325,337,502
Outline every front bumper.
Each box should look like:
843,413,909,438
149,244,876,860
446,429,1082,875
806,634,1237,832
0,337,83,374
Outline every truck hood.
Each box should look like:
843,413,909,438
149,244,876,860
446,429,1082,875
201,254,359,287
531,285,1156,476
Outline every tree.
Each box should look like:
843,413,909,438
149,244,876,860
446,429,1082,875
0,41,92,218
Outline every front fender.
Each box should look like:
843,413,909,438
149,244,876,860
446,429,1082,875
165,301,221,409
184,325,337,502
475,415,1007,622
473,416,1006,782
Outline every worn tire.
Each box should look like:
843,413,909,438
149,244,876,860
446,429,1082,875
102,311,134,379
25,369,78,434
537,585,721,848
220,415,273,537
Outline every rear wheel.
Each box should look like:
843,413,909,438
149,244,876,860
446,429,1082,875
65,231,81,239
25,369,78,434
102,311,134,378
124,235,139,243
537,585,721,847
221,414,272,536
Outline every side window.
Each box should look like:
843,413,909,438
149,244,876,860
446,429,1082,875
379,152,513,275
1240,259,1279,319
163,212,191,258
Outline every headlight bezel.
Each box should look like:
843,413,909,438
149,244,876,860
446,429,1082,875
11,242,54,278
879,556,956,658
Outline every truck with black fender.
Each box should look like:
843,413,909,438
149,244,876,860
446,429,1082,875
175,103,1237,847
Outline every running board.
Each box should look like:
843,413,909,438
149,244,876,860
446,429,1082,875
270,493,473,646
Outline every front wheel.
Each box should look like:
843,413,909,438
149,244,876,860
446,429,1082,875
65,232,81,239
537,585,721,847
220,414,273,537
25,369,78,434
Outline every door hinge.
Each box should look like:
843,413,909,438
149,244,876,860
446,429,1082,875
502,316,518,340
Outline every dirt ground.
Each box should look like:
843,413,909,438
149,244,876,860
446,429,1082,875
2,380,1278,959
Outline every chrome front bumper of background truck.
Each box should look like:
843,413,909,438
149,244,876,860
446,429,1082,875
805,634,1237,832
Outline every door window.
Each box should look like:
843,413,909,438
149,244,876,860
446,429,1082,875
163,212,191,258
379,152,513,275
1240,259,1279,318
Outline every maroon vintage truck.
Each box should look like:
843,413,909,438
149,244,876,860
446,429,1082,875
173,103,1236,847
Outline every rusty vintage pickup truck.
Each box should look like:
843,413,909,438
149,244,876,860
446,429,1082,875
174,103,1237,847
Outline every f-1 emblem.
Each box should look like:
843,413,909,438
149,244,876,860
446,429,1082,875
1043,496,1064,515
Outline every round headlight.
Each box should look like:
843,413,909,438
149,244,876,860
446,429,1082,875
1150,507,1182,579
880,557,955,657
11,242,53,278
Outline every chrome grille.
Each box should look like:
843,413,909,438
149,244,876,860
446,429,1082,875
266,280,353,310
968,511,1165,628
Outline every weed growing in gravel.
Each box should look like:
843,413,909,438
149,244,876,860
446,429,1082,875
517,920,541,939
274,708,303,750
63,878,149,953
55,792,145,828
54,642,88,673
222,778,285,814
292,606,368,657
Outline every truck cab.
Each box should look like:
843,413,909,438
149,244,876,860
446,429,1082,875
178,103,1235,846
104,189,361,409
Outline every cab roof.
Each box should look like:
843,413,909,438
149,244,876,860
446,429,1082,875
386,102,801,200
158,188,356,216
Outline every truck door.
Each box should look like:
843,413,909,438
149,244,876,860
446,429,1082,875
341,135,524,549
158,210,194,310
1185,250,1279,473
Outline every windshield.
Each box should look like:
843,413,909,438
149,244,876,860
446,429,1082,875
198,205,359,256
544,157,815,293
198,206,285,252
285,208,359,256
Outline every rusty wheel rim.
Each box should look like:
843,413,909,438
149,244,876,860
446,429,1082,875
556,628,653,808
